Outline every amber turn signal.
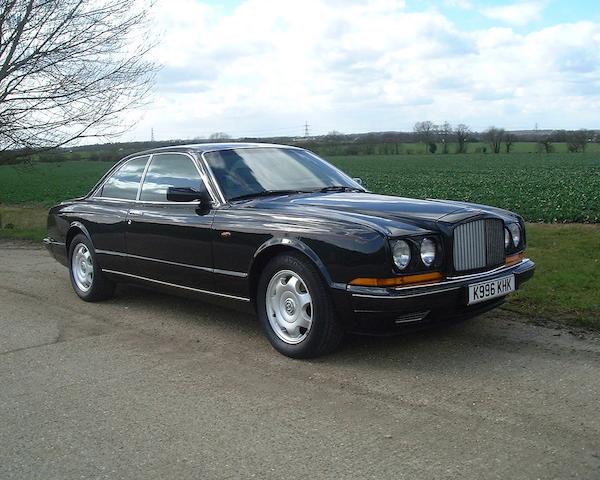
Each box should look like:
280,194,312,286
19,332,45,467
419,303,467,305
349,271,443,287
505,252,524,266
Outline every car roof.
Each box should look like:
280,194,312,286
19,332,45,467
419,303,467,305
123,142,303,159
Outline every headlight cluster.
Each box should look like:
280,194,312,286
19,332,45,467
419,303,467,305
391,237,438,271
505,223,521,248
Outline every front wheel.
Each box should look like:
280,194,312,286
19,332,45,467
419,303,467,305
257,253,343,358
68,234,115,302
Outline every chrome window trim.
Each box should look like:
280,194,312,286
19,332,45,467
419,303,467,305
199,151,227,204
92,155,151,200
136,153,153,200
101,269,250,302
95,249,248,278
91,151,223,207
138,151,221,206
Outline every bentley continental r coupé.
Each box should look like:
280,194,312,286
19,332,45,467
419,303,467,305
45,143,535,357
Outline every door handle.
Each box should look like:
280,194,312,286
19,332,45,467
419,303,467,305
129,209,144,216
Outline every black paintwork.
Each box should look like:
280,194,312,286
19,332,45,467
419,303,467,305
45,143,535,333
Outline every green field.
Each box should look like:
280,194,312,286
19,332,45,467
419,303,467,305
1,153,599,222
328,153,600,223
0,161,111,206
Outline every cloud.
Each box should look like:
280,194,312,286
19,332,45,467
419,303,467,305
443,0,473,9
126,0,600,140
480,1,545,27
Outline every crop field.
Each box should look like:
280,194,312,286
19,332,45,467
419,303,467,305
329,153,600,223
0,161,110,206
0,152,599,223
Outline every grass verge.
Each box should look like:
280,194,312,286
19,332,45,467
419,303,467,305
0,206,47,242
506,224,600,330
1,207,598,329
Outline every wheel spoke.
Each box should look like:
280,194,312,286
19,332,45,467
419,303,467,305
296,314,311,330
287,275,299,292
274,278,286,298
286,324,300,338
274,315,290,333
297,292,311,309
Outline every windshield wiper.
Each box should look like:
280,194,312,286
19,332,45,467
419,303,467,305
228,190,307,202
317,185,364,193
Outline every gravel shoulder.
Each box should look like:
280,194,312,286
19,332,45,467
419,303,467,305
1,240,599,479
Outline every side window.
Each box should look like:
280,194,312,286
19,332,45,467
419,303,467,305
139,153,205,202
98,156,149,200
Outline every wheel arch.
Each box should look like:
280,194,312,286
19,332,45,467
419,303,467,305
65,221,92,254
248,238,334,307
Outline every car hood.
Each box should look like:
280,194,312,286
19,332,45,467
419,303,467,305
246,192,515,237
289,192,478,221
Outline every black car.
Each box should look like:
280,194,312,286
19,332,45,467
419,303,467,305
45,143,535,358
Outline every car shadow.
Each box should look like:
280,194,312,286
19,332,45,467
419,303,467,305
109,282,488,365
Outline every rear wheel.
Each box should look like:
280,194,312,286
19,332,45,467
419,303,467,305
257,253,343,358
68,234,115,301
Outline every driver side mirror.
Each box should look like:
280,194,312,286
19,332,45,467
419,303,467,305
352,177,364,187
167,187,211,205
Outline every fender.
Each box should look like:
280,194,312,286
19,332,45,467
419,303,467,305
252,237,345,290
66,220,93,247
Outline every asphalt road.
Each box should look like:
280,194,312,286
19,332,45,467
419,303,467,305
1,240,599,480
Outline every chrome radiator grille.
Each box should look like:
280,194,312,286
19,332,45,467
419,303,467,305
453,219,505,272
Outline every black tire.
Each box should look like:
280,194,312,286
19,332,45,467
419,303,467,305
68,233,115,302
257,252,344,358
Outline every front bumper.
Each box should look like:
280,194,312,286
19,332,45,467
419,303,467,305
334,259,535,335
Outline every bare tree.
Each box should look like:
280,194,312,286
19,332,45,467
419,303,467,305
413,121,438,153
325,130,344,142
0,0,158,155
504,132,516,153
454,124,471,154
484,126,505,154
537,135,553,154
439,121,453,154
566,129,590,153
208,132,231,141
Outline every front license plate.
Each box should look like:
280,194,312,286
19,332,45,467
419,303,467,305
467,275,515,305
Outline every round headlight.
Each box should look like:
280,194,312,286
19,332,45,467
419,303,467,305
508,223,521,247
420,238,436,267
504,228,511,249
392,240,411,270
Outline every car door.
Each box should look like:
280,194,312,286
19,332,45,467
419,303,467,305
89,155,151,272
124,152,216,292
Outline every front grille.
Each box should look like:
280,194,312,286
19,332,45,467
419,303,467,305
453,219,505,272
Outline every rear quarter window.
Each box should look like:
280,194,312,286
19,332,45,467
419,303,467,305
98,156,149,200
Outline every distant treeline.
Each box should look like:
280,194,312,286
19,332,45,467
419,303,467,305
1,127,598,165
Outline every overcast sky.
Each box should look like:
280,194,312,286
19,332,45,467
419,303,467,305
124,0,600,141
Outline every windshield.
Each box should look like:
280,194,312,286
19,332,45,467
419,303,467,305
204,147,363,200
